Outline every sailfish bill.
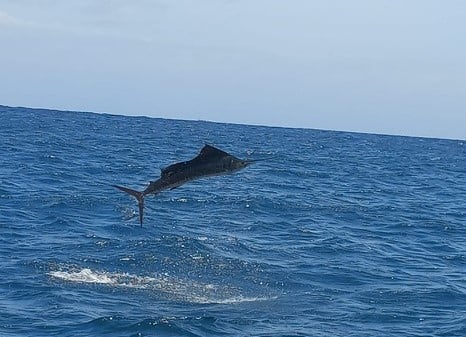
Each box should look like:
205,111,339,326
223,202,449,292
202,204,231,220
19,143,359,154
114,144,254,225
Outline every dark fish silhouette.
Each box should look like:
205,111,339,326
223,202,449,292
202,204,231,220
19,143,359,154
114,145,254,225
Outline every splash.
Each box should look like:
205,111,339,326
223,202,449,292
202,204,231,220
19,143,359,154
50,268,114,284
49,267,275,304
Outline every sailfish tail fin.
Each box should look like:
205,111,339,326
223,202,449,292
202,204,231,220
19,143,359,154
113,185,145,226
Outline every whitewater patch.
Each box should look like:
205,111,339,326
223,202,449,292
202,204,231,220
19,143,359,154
48,267,275,304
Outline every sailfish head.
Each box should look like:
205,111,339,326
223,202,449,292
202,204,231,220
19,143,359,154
227,157,255,172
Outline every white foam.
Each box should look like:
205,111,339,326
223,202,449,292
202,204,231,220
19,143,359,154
48,267,275,304
192,295,277,305
49,268,115,284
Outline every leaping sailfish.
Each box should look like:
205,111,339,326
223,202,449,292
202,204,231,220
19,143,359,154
114,145,255,225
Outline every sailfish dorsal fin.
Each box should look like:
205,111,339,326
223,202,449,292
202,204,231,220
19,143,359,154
160,145,231,178
198,144,230,159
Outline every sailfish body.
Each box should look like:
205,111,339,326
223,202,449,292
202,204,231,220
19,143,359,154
113,145,253,225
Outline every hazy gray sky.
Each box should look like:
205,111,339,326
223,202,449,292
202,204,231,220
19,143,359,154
1,0,465,139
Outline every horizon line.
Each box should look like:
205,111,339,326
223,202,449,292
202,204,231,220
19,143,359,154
2,103,464,142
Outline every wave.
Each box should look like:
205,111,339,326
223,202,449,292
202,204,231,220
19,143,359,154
48,267,275,304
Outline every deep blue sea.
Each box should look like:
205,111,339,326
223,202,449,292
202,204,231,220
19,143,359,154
0,105,465,337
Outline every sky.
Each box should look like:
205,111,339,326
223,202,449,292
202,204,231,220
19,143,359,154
0,0,465,140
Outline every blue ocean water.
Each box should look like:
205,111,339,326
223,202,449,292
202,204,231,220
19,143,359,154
0,105,465,337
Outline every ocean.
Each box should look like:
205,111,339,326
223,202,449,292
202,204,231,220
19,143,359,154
0,105,465,336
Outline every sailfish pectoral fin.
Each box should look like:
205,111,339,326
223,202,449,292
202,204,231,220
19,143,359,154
113,185,145,226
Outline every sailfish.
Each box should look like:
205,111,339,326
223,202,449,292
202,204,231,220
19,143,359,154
113,145,254,225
